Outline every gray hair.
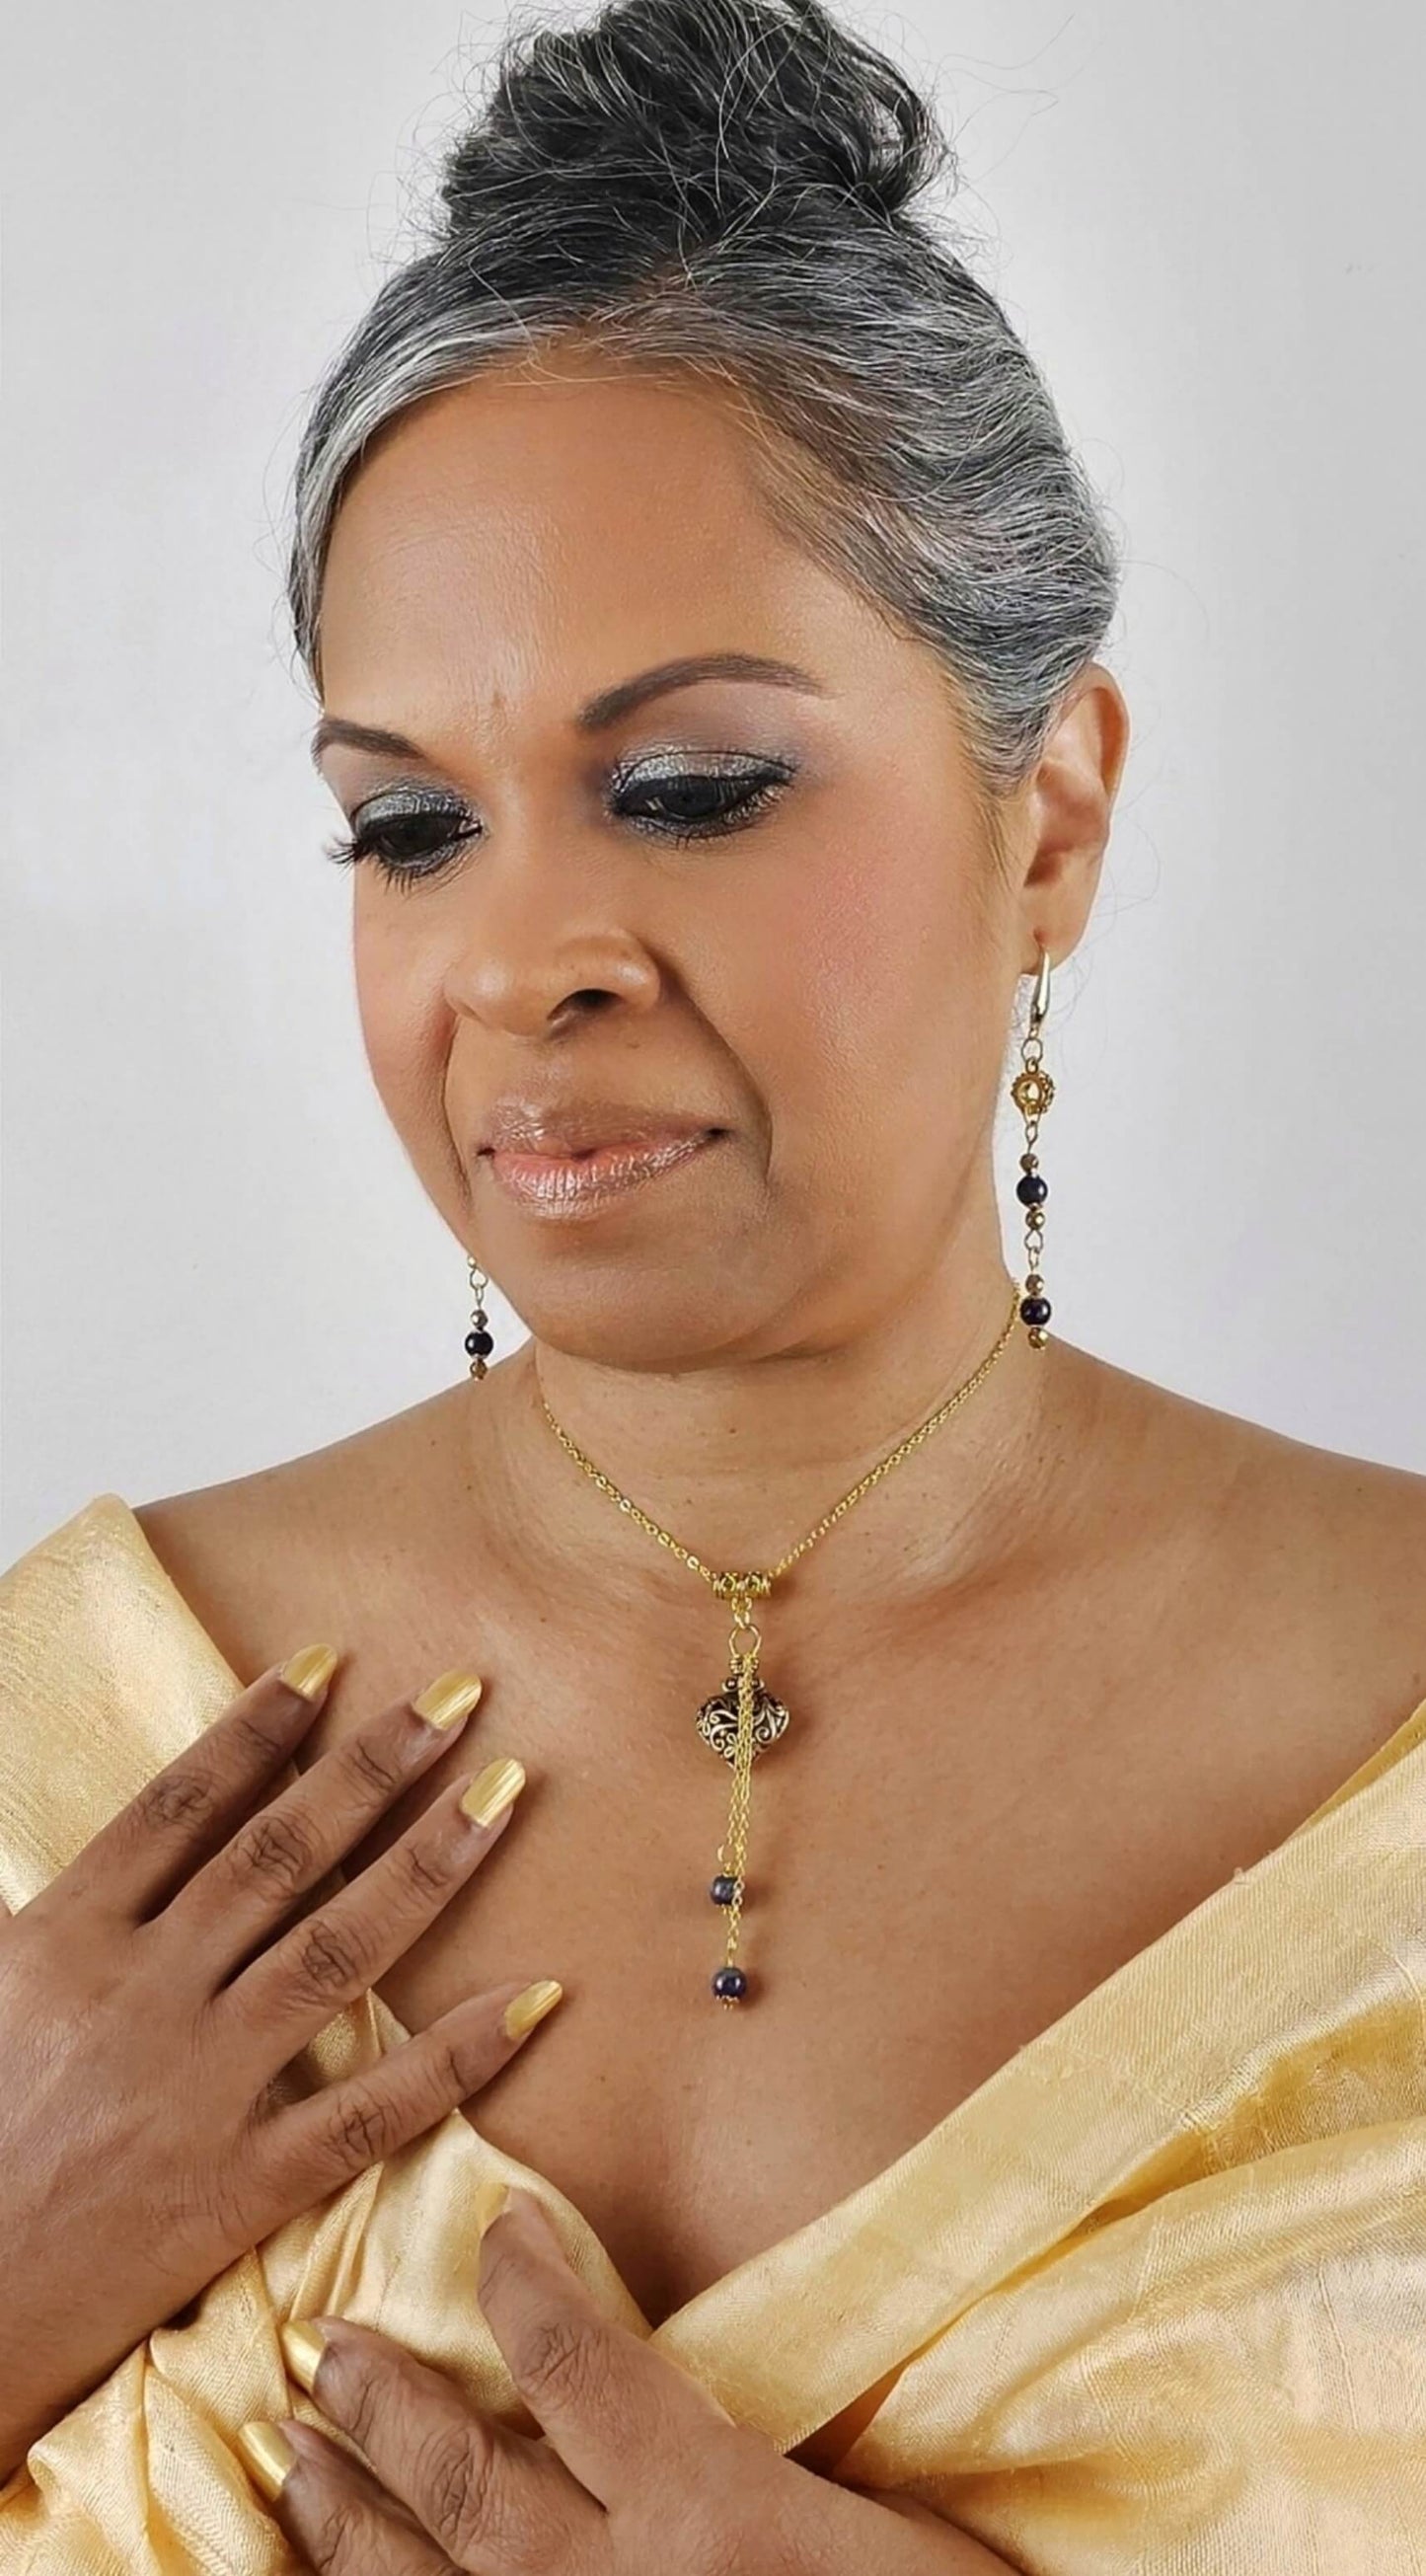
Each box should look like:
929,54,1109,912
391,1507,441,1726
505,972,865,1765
285,0,1124,813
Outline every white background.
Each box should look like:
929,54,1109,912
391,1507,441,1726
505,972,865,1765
3,1,1422,1560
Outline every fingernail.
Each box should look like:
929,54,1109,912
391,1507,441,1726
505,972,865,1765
412,1669,485,1730
235,2419,296,2502
278,2317,327,2392
460,1756,525,1829
503,1978,563,2041
278,1644,339,1705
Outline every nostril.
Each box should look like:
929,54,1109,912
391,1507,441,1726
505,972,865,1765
567,990,615,1016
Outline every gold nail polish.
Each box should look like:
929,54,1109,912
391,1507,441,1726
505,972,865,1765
503,1979,563,2041
235,2419,296,2503
278,1644,339,1705
412,1669,485,1729
278,2318,327,2392
460,1756,526,1829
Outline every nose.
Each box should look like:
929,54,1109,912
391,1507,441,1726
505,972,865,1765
440,844,666,1039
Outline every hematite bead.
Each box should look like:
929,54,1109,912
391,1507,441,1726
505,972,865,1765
465,1328,494,1357
710,1874,739,1905
1020,1295,1052,1327
1015,1173,1049,1205
712,1965,749,2001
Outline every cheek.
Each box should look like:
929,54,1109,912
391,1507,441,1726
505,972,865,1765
742,832,993,1144
352,897,449,1135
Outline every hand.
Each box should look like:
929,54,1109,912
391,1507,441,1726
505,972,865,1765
0,1651,561,2479
238,2185,1015,2573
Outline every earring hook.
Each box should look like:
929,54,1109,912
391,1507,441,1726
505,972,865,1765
1029,941,1053,1033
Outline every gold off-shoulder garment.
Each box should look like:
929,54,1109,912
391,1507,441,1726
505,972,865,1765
4,1491,1426,2570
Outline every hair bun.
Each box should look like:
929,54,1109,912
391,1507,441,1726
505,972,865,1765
440,0,951,234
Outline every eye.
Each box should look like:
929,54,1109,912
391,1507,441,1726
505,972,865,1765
608,753,795,844
323,752,797,889
324,788,477,891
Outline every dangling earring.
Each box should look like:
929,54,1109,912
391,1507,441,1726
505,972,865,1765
465,1255,495,1381
1011,942,1054,1348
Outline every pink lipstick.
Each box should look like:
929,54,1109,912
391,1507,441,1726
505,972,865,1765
483,1130,721,1213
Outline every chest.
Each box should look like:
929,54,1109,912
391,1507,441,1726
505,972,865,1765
303,1574,1318,2329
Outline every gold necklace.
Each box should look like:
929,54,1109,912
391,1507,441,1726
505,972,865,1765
536,1280,1024,2008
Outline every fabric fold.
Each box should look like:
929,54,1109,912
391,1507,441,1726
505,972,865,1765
3,1490,1426,2570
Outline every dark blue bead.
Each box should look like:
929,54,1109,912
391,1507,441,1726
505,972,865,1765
1020,1296,1052,1327
712,1965,749,2000
710,1874,739,1905
465,1328,494,1356
1015,1174,1048,1205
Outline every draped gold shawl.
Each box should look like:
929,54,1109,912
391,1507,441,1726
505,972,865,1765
4,1490,1426,2571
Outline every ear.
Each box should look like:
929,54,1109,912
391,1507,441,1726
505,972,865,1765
1011,662,1131,967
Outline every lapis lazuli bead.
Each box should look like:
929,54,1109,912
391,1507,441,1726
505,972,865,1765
1020,1296,1052,1327
710,1874,739,1905
712,1965,749,2000
1015,1173,1049,1205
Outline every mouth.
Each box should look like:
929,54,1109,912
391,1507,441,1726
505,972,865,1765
479,1128,725,1214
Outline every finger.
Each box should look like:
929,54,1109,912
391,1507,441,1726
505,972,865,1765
252,1974,564,2217
236,2417,449,2574
59,1649,343,1920
474,2188,741,2509
171,1670,488,1968
277,2317,605,2572
221,1759,523,2056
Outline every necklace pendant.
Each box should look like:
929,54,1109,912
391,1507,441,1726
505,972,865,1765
695,1671,790,1765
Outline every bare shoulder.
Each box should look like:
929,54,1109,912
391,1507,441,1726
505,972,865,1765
130,1378,481,1696
1140,1355,1426,1581
1079,1336,1425,1537
1075,1345,1426,1779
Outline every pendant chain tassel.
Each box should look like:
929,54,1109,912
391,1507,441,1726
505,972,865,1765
714,1600,761,2005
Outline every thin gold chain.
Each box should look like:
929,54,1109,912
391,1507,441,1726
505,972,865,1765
537,1278,1023,1596
535,1277,1024,2003
718,1647,758,1968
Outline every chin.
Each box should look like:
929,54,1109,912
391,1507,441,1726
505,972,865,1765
512,1282,772,1380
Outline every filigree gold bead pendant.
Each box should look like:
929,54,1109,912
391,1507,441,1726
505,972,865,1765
1011,1065,1055,1119
695,1678,791,1764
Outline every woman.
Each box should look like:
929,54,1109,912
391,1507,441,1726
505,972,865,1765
4,0,1426,2566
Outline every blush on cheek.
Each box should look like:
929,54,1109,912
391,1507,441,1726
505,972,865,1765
768,835,996,1205
760,855,939,1071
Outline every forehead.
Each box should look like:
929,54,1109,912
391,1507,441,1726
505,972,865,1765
314,357,899,728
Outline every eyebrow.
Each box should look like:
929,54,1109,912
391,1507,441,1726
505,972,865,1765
308,651,827,768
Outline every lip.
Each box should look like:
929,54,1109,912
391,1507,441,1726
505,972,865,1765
481,1129,723,1214
479,1099,719,1155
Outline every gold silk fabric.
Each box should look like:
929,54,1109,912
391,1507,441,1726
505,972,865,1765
4,1493,1426,2570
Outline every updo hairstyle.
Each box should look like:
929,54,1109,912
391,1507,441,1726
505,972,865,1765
286,0,1122,827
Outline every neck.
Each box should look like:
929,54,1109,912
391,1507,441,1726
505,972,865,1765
475,1242,1101,1618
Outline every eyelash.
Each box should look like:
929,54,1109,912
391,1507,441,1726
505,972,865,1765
323,761,796,892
